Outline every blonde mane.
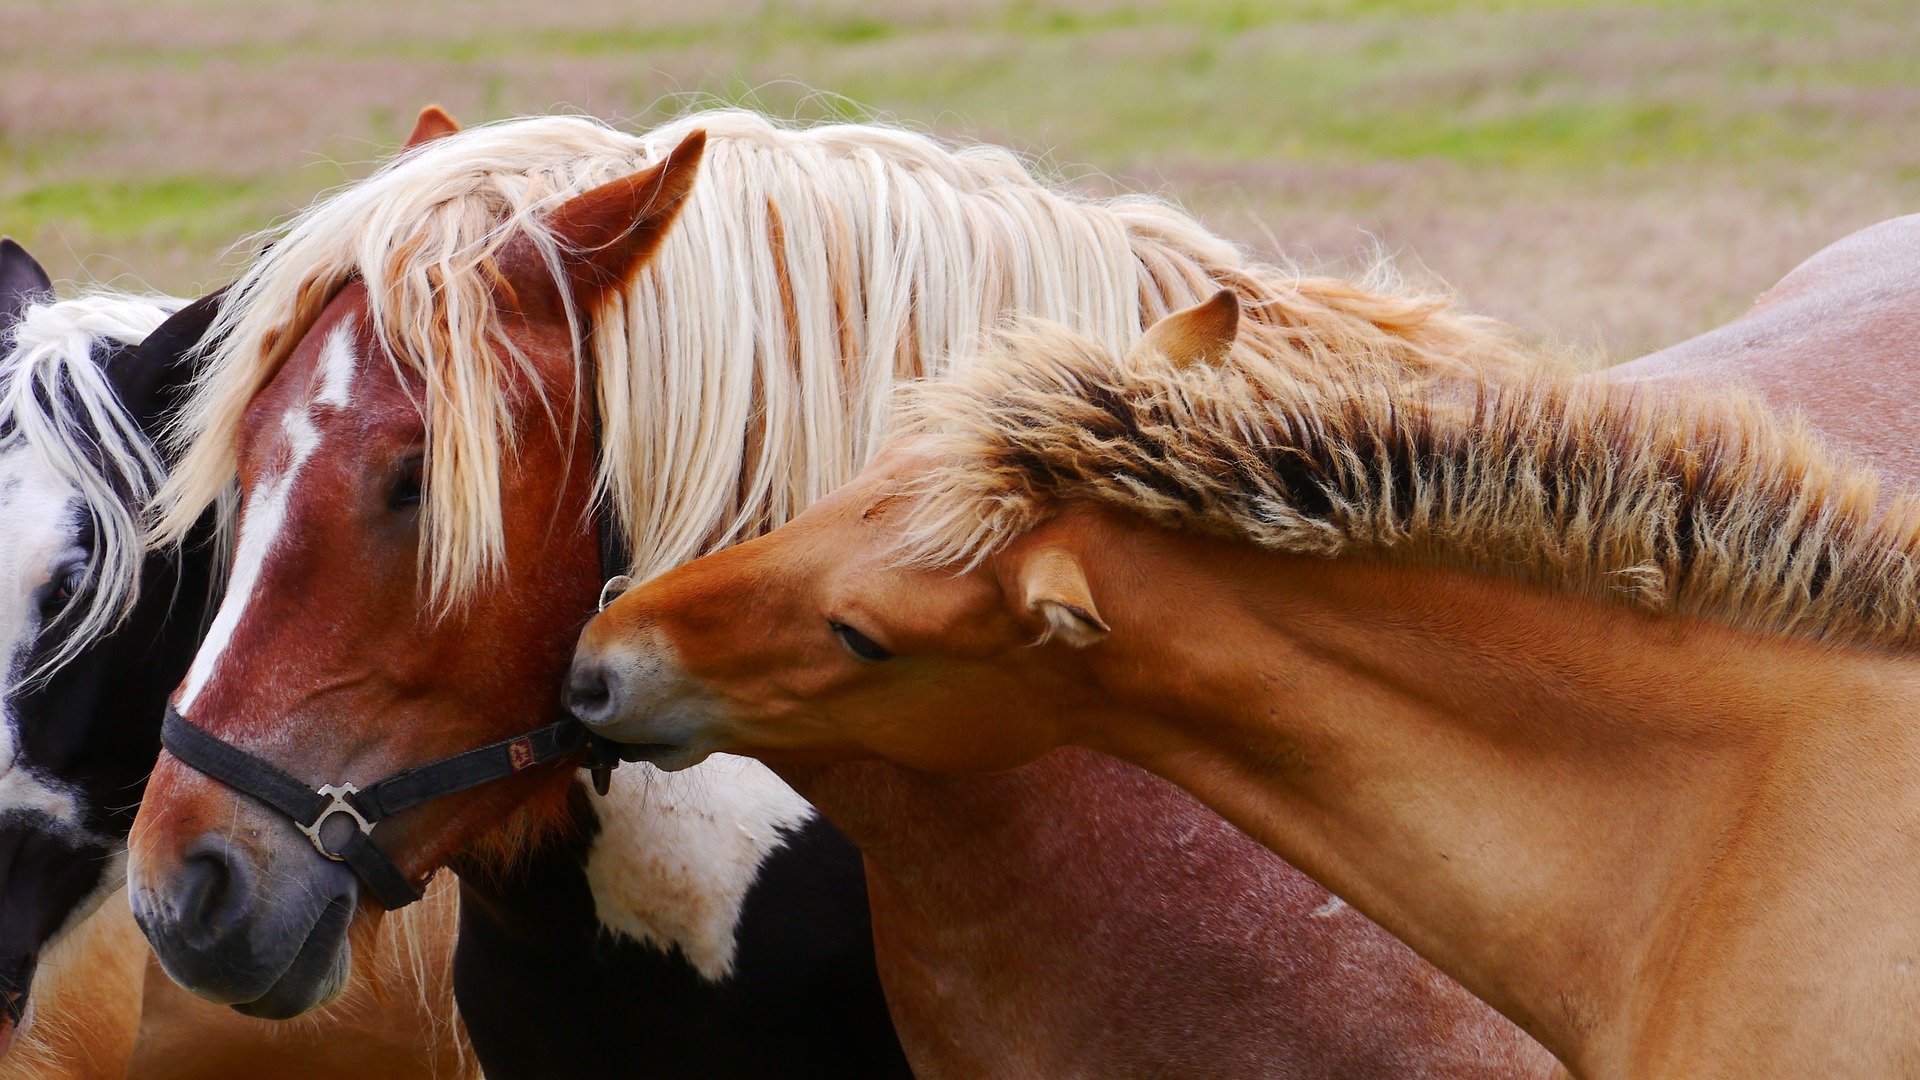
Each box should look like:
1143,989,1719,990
152,109,1526,605
890,321,1920,651
2,291,184,676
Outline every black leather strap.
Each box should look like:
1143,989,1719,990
161,706,328,827
331,828,422,911
163,707,592,910
349,717,588,820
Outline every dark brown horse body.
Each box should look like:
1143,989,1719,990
1612,212,1920,482
792,756,1551,1076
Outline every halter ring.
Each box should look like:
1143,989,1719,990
298,783,374,861
598,575,634,612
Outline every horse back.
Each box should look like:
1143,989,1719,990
1612,213,1920,484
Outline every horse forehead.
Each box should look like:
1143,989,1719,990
0,446,81,584
0,447,82,787
237,307,388,473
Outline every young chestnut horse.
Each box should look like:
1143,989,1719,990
0,239,472,1079
128,109,1551,1075
574,288,1920,1078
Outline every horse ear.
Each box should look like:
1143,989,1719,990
543,129,707,307
1130,289,1240,368
1013,547,1109,648
403,105,462,150
0,237,53,329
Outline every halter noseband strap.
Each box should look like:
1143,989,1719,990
162,705,597,909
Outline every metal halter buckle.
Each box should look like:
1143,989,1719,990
298,783,373,861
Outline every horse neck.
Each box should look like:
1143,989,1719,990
1073,521,1920,1077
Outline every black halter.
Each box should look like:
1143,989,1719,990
162,706,598,909
161,425,638,910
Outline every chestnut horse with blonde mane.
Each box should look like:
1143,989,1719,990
574,273,1920,1078
0,239,471,1079
127,108,1552,1075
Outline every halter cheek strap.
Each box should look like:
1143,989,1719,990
162,706,598,910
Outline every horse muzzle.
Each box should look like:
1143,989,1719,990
565,632,719,770
128,797,359,1019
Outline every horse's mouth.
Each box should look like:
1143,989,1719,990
621,741,713,773
228,891,356,1020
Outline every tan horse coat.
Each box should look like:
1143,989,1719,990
2,881,470,1080
575,215,1920,1079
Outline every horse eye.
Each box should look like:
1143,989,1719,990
40,568,83,620
389,460,423,510
829,621,894,662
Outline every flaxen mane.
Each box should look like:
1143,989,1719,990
150,109,1526,607
891,321,1920,650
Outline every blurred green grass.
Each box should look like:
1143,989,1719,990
2,0,1916,355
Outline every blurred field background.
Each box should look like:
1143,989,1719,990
3,0,1917,360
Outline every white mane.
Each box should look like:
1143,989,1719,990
154,109,1519,605
2,292,183,675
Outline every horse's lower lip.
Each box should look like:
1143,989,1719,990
614,742,684,761
229,892,355,1019
619,742,709,772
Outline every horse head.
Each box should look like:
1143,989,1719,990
0,239,224,1052
127,117,709,1018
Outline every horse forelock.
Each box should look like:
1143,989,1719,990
155,107,1527,616
1,293,181,681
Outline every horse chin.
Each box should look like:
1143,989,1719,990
581,707,721,772
628,742,714,773
226,891,356,1020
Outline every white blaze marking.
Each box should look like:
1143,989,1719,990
316,316,359,409
583,754,815,980
176,319,358,714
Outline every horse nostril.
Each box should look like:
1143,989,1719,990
177,836,257,938
566,660,621,724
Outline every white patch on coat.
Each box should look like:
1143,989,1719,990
583,754,815,981
316,316,359,409
177,320,357,714
1310,896,1347,919
0,447,88,829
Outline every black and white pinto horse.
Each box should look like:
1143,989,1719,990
0,239,903,1077
0,239,221,1051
